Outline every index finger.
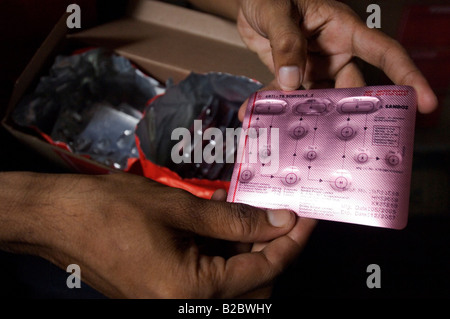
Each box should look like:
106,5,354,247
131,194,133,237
352,25,438,114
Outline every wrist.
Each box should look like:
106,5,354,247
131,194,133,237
0,172,94,260
0,172,55,254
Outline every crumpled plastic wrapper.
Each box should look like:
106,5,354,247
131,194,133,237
136,72,263,180
12,48,163,170
12,47,263,180
71,102,142,169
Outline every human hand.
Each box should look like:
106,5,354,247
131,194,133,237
237,0,438,121
22,173,315,298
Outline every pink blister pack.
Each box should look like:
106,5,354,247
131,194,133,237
227,85,417,229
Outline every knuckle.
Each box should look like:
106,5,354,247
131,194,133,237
157,261,224,299
160,188,201,229
229,203,261,237
271,30,304,56
379,39,406,73
197,257,226,298
398,68,421,86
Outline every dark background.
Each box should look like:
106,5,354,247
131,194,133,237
0,0,449,299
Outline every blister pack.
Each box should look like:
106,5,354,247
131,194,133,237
227,85,418,229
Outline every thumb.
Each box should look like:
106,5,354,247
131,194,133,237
241,0,307,91
173,196,297,243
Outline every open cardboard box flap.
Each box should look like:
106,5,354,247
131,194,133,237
69,0,272,84
2,0,272,178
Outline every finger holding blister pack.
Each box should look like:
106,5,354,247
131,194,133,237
228,86,417,229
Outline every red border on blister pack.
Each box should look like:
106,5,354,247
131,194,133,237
231,93,258,202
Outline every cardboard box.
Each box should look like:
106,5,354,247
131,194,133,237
1,0,272,180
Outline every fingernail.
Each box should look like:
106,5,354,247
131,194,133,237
278,66,301,91
267,210,294,227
